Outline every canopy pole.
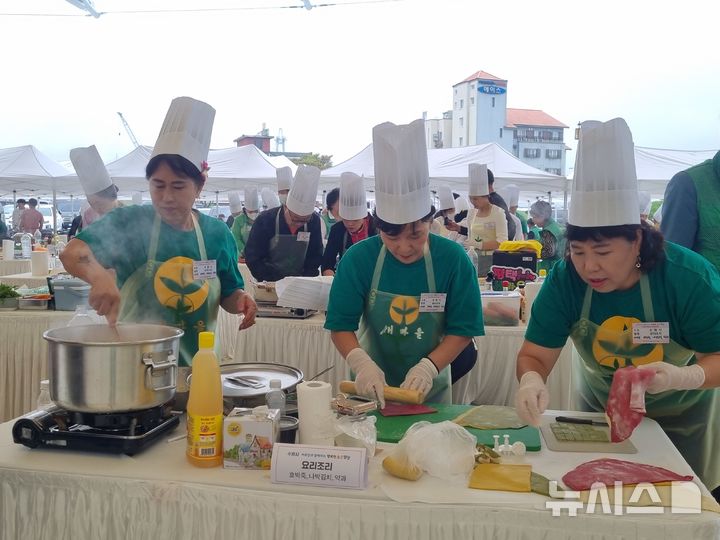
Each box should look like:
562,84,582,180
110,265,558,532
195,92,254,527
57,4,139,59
52,181,58,234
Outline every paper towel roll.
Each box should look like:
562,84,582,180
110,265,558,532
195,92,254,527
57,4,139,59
31,251,50,276
2,240,14,260
523,281,543,322
297,380,335,446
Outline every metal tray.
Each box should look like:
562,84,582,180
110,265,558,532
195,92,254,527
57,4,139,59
188,362,304,398
18,298,49,310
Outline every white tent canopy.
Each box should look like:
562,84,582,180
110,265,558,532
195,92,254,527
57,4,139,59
322,142,567,195
0,145,73,197
634,146,717,196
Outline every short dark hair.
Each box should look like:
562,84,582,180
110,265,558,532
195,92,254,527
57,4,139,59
90,184,119,201
565,222,665,272
17,198,26,205
28,198,38,207
373,206,436,236
146,154,205,187
487,169,495,185
325,187,340,210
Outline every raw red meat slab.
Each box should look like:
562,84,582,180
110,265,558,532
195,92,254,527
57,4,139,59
606,366,654,442
562,458,693,491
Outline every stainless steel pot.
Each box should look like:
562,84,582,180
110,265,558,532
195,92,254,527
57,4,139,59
43,323,183,413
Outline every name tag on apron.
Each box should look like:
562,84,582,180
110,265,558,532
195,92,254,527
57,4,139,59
419,292,446,312
297,231,311,242
632,322,670,344
192,260,217,280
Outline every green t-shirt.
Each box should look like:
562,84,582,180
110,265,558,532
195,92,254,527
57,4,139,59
324,234,485,338
230,212,255,257
526,242,720,353
77,205,244,299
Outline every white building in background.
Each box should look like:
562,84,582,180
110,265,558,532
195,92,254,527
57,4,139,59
425,70,569,176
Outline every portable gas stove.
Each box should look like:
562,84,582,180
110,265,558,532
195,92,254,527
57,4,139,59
12,402,180,455
255,301,317,319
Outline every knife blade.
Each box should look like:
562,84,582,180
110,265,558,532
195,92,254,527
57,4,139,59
555,416,609,426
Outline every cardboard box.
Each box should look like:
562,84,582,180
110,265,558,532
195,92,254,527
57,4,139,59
223,407,280,469
490,251,538,287
481,291,521,326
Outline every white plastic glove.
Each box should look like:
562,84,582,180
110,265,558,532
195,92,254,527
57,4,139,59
400,357,438,397
636,363,705,394
345,348,386,408
514,371,549,427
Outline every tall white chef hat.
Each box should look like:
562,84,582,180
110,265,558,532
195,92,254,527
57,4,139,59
372,119,431,224
131,192,143,205
261,187,281,209
638,191,652,216
454,194,470,213
244,186,260,212
499,184,520,208
339,172,367,220
436,185,455,212
468,163,489,197
569,118,639,227
228,191,243,214
276,166,293,191
150,96,215,173
70,145,113,196
286,165,321,216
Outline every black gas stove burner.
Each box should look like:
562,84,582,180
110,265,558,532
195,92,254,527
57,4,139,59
12,403,180,455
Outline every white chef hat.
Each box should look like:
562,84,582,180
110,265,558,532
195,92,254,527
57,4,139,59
468,163,489,197
499,184,520,208
228,191,243,214
70,145,113,196
454,194,470,213
131,192,143,205
276,166,293,191
244,186,260,212
372,119,431,224
569,118,639,227
286,165,320,216
638,191,652,215
436,185,455,212
339,172,367,220
261,187,281,209
151,96,215,173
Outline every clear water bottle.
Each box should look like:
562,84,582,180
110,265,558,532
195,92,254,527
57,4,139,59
33,229,42,246
466,247,479,277
21,233,32,259
36,379,52,409
265,379,286,417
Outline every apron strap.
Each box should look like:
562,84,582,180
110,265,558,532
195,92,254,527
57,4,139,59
639,273,655,321
191,213,208,261
423,242,436,293
580,283,593,320
369,241,437,306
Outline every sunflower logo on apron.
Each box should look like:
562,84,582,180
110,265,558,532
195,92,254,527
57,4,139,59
389,296,420,325
591,315,664,369
153,256,210,323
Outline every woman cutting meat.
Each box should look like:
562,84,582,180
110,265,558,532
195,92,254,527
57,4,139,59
324,120,484,406
61,97,257,375
514,118,720,495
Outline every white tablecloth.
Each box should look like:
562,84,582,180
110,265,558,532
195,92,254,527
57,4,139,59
0,311,73,422
0,414,717,540
216,311,576,409
0,271,56,288
0,258,31,276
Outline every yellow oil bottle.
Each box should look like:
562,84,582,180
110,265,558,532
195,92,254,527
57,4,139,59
186,331,223,467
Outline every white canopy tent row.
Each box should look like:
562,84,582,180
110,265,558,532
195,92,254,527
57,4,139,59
634,146,717,196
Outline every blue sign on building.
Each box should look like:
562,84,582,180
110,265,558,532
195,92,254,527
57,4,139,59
478,84,506,95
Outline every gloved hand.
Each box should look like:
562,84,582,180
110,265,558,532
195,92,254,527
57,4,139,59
514,371,549,427
636,363,705,394
345,348,386,408
400,357,438,397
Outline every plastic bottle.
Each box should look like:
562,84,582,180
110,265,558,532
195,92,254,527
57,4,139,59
466,247,479,277
36,379,52,409
33,229,42,246
21,233,32,259
538,269,547,282
67,304,92,326
265,379,286,417
186,331,223,468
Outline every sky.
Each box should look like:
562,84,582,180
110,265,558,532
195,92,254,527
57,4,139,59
1,0,719,172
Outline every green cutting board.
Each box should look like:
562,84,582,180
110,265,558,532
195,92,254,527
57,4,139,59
371,403,542,451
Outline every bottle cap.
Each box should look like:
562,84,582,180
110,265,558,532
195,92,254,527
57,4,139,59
198,331,214,349
502,281,509,287
269,379,282,389
539,269,547,277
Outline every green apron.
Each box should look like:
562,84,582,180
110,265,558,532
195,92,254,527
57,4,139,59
469,211,496,277
267,205,310,277
357,243,452,403
119,211,221,369
231,212,255,258
570,274,720,490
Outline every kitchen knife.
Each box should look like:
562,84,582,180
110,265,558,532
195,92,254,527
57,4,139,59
555,416,609,426
338,381,423,405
